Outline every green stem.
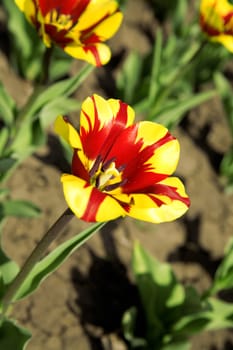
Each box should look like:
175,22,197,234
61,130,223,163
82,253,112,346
12,46,54,132
41,46,54,85
1,208,74,315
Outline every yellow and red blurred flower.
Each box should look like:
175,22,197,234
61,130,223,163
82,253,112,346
15,0,123,66
200,0,233,52
55,94,190,223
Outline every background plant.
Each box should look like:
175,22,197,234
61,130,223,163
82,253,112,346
123,240,233,350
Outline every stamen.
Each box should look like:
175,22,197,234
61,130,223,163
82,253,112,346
89,155,102,178
104,179,128,192
102,157,116,171
117,164,126,172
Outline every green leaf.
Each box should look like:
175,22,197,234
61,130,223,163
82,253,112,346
132,241,186,341
0,200,41,219
220,148,233,191
149,90,216,128
0,82,16,126
0,127,10,156
0,157,17,174
47,47,72,81
172,298,233,337
117,51,143,104
122,307,147,348
0,248,19,299
14,222,105,301
0,189,9,200
2,0,45,80
208,237,233,295
22,64,93,121
11,118,46,157
161,340,191,350
205,298,233,330
0,319,31,350
214,71,233,134
172,313,210,338
148,28,163,105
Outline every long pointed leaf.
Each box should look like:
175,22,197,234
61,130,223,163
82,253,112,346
0,82,16,126
14,222,105,300
0,319,31,350
22,64,93,121
150,90,216,128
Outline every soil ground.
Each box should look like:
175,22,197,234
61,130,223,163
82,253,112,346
1,1,233,349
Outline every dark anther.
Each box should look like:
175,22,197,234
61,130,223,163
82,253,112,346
104,178,128,192
89,155,102,178
101,157,116,172
117,164,126,172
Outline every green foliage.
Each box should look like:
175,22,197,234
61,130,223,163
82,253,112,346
122,242,233,349
0,64,93,184
206,237,233,296
0,200,41,220
18,65,92,123
0,247,19,300
0,158,17,175
0,82,16,127
14,222,104,301
2,0,45,81
0,319,31,350
116,29,220,129
116,0,230,130
214,72,233,191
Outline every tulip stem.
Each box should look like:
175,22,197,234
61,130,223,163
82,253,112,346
41,46,54,84
1,208,74,315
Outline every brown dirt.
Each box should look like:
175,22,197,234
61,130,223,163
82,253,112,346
1,1,233,349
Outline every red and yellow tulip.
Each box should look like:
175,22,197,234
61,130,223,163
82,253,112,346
15,0,123,66
200,0,233,52
55,94,190,223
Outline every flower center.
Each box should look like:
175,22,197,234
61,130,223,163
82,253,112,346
89,157,126,192
48,9,73,29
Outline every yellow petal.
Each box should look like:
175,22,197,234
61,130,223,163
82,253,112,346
64,42,111,66
159,177,189,199
80,94,114,132
54,115,82,149
212,34,233,53
136,121,169,146
119,177,189,223
148,139,180,175
108,98,135,127
15,0,26,11
90,11,123,40
76,0,120,31
95,193,126,222
61,174,125,222
15,0,37,23
136,121,180,175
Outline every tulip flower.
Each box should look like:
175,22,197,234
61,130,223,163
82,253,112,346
200,0,233,52
55,94,190,223
15,0,123,66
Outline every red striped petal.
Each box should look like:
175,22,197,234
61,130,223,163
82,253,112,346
38,0,90,18
103,124,175,193
80,96,132,161
72,149,89,181
61,174,125,222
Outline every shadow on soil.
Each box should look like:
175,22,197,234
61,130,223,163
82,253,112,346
68,221,140,349
168,215,221,280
